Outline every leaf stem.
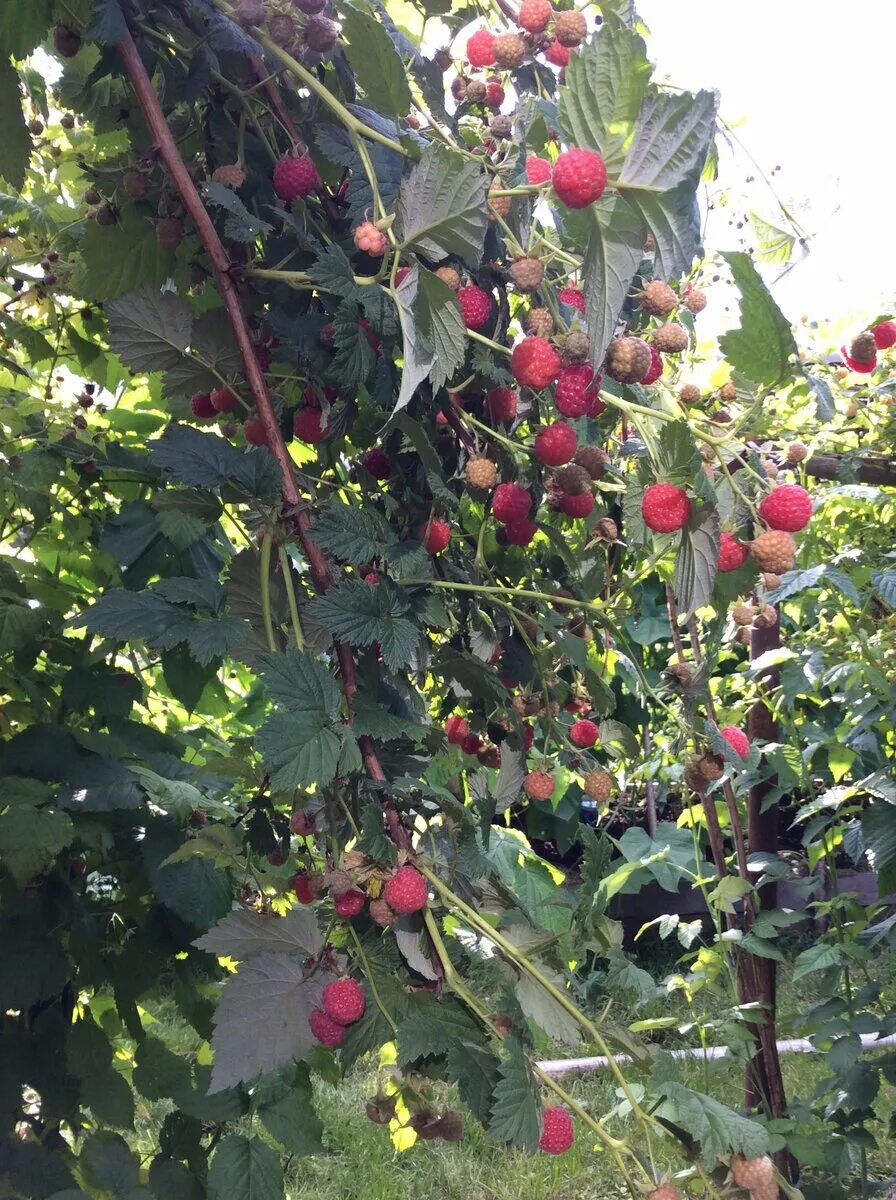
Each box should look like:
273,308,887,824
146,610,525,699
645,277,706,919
347,925,398,1034
278,543,305,650
259,529,277,652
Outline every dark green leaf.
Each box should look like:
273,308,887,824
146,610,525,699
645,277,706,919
74,209,176,301
208,1136,284,1200
312,502,397,563
307,580,419,672
674,506,720,617
0,59,31,192
331,298,376,390
415,268,466,391
718,251,798,388
340,3,412,118
133,1036,194,1103
583,197,646,368
357,801,398,864
488,1038,541,1151
201,181,271,242
194,908,323,960
871,569,896,609
255,1068,324,1156
81,1069,136,1130
85,0,128,43
0,0,54,58
150,424,282,501
257,711,343,790
149,1157,204,1200
106,286,193,374
0,804,74,885
656,1082,768,1160
397,144,488,264
80,1133,139,1196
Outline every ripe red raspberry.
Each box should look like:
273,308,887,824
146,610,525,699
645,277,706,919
420,518,451,554
524,770,555,801
717,531,748,572
641,344,664,385
544,39,570,66
485,81,505,108
730,1155,775,1192
333,887,366,918
569,718,599,747
553,9,586,46
466,28,496,66
721,725,750,760
552,149,607,208
518,0,552,32
554,364,599,417
293,872,314,904
642,483,691,532
294,406,331,443
583,769,612,802
525,155,552,184
751,530,796,574
361,448,391,479
445,715,470,745
648,1184,682,1200
458,285,492,330
210,386,238,413
503,518,537,546
758,484,812,532
273,154,320,202
492,482,532,523
511,337,561,389
191,391,216,418
873,319,896,349
557,286,585,313
461,732,483,756
840,346,876,373
538,1106,574,1154
322,977,366,1025
309,1008,345,1047
559,490,594,518
383,865,429,913
486,386,518,422
353,220,387,256
535,420,577,466
243,416,268,446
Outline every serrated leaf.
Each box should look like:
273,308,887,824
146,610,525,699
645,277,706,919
0,804,74,885
392,917,438,981
208,1136,283,1200
415,268,466,391
256,1070,324,1156
397,144,488,264
106,286,193,374
488,1038,541,1151
0,0,54,58
256,711,344,791
340,3,411,118
493,744,525,815
80,1133,139,1197
150,424,282,501
392,409,457,506
872,569,896,609
357,801,398,864
718,251,797,388
74,209,176,301
0,59,31,193
312,502,397,563
654,419,702,484
0,600,44,653
307,242,358,300
748,211,797,265
331,298,376,389
395,996,482,1062
656,1081,768,1160
619,89,718,193
583,197,646,368
767,564,859,605
807,372,835,422
392,268,434,412
307,580,419,672
353,695,428,743
133,1036,194,1103
446,1041,500,1125
201,181,271,242
514,963,581,1045
260,648,341,717
674,506,720,617
194,908,324,961
85,0,128,43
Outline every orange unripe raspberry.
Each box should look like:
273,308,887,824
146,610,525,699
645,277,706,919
434,266,460,291
641,279,677,316
683,286,706,313
552,8,587,46
730,1155,775,1192
583,770,612,802
212,163,246,189
493,31,526,67
679,383,701,405
488,182,512,221
526,307,553,338
524,770,555,801
652,322,688,353
720,380,737,402
465,457,498,489
510,256,545,292
750,530,796,574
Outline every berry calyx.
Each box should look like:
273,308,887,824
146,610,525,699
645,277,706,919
511,337,562,389
309,1008,345,1047
569,718,599,747
720,725,750,759
518,0,552,32
485,386,518,422
420,518,451,554
322,977,366,1025
458,285,492,330
294,406,331,443
524,770,555,801
538,1106,574,1154
641,483,691,532
466,28,496,66
445,715,470,745
273,154,320,202
492,482,532,524
717,531,749,572
353,220,387,257
383,865,429,913
552,148,607,208
465,457,498,489
525,155,552,184
758,484,812,532
535,420,577,466
333,888,366,918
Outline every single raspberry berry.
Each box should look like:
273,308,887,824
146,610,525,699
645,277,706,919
503,518,537,546
559,490,594,518
466,79,487,103
544,38,570,65
445,715,470,745
322,977,366,1025
556,463,591,495
492,482,532,523
488,181,511,221
294,407,331,443
539,1106,574,1154
369,897,395,927
353,220,387,257
466,457,498,489
720,725,750,759
243,416,268,446
290,809,315,836
552,149,607,208
648,1184,682,1200
561,330,589,364
420,518,451,554
786,441,808,465
458,285,492,330
518,0,552,32
720,380,737,402
605,336,652,383
434,266,461,291
569,718,599,747
730,1155,775,1192
485,81,505,108
304,14,339,52
642,483,691,532
748,1186,779,1200
122,170,147,200
466,28,496,66
872,319,896,350
553,9,586,46
583,769,612,802
841,346,876,373
212,163,246,189
383,865,429,913
557,286,585,313
333,888,366,918
462,733,483,755
641,279,677,316
683,286,706,313
652,322,688,353
758,484,812,532
273,154,320,202
293,872,314,904
361,448,391,480
493,31,526,67
191,391,216,418
641,343,664,385
486,387,518,422
848,330,877,363
511,336,562,389
210,386,238,413
717,531,749,572
525,154,552,184
751,530,796,573
524,770,555,801
510,257,545,293
679,383,701,405
574,445,609,479
309,1008,345,1047
535,420,577,466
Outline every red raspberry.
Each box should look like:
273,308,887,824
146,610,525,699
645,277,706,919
243,417,268,446
524,771,556,801
485,81,505,108
353,220,387,256
273,154,320,202
361,448,391,479
511,337,561,389
333,888,365,918
557,286,585,313
641,343,664,385
458,285,492,330
840,344,876,373
520,723,535,750
466,28,496,66
642,483,691,532
420,518,451,554
309,1008,345,1047
503,518,537,546
539,1106,574,1154
559,490,594,518
555,364,599,417
721,725,750,760
293,872,314,904
569,718,599,747
383,865,429,913
718,531,748,572
872,319,896,350
322,977,366,1025
294,406,331,443
648,1185,682,1200
552,149,607,208
290,810,315,835
445,715,470,744
492,482,532,524
535,420,577,466
544,39,570,66
525,155,552,184
210,386,238,413
191,391,216,418
758,484,812,532
486,386,518,422
461,732,483,755
518,0,552,32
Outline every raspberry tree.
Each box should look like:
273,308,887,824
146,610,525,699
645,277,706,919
0,1,894,1198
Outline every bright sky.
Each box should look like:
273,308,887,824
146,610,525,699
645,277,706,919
638,0,896,328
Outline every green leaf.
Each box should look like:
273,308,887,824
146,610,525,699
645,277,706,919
583,197,646,368
748,211,797,265
311,502,397,564
256,1069,324,1156
307,242,358,300
339,3,412,118
446,1042,501,1125
514,963,581,1045
767,564,859,605
871,569,896,609
357,802,398,865
654,419,702,485
201,181,272,242
0,1139,76,1200
73,209,176,301
718,251,798,388
208,1136,284,1200
80,1133,139,1197
791,942,842,981
397,144,488,264
148,1157,204,1200
150,424,282,501
674,506,720,617
0,803,74,885
133,1036,194,1103
655,1081,768,1160
807,372,835,422
307,580,419,672
81,1069,136,1130
0,0,54,58
488,1038,541,1151
414,268,466,391
0,60,31,192
105,286,193,374
72,589,246,665
260,648,341,717
194,908,323,961
143,825,233,931
396,998,482,1063
391,269,433,411
257,711,343,791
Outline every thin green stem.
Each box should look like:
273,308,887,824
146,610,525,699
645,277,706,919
277,543,305,650
348,925,397,1034
259,529,277,652
466,329,512,357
